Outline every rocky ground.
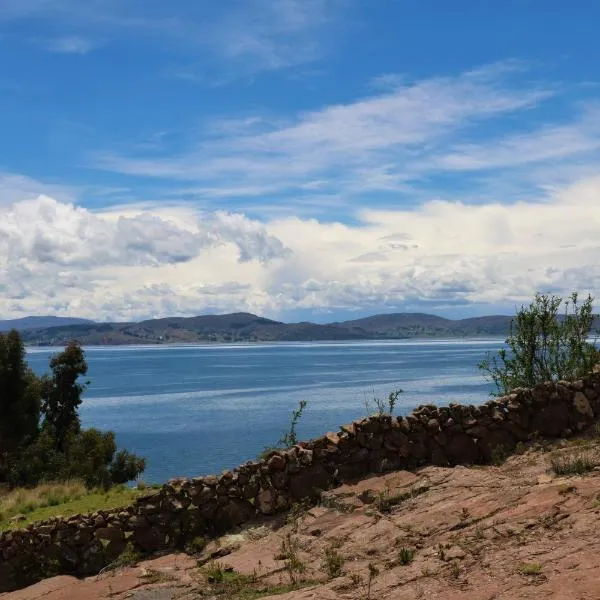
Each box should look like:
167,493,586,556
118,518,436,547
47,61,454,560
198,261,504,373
3,438,600,600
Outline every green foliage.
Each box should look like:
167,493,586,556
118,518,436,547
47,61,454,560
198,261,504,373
0,331,145,490
364,389,404,416
321,546,345,578
0,331,42,474
109,450,147,485
479,292,600,395
41,341,88,451
279,400,308,448
518,562,542,576
397,547,414,565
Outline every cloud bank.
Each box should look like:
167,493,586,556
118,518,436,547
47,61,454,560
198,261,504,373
1,177,599,321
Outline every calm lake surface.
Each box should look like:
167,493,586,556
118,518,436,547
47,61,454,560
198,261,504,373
26,340,501,483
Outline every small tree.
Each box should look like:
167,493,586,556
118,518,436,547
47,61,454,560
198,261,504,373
41,341,88,451
479,292,600,395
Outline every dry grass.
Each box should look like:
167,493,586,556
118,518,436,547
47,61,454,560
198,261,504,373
549,449,600,476
0,481,141,531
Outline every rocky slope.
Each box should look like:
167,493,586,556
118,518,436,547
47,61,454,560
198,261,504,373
4,438,600,600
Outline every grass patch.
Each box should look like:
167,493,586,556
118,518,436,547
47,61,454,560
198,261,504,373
202,562,316,599
398,547,414,565
0,481,142,531
374,485,429,514
518,562,542,576
549,450,599,476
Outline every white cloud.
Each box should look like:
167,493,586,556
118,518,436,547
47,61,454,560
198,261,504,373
0,195,288,271
1,177,600,321
37,35,100,54
0,173,77,206
93,62,555,205
2,0,343,76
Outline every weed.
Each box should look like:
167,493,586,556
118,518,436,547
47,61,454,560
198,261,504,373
460,507,471,521
361,563,379,600
279,400,308,448
321,546,345,578
106,543,141,571
320,495,355,514
139,568,176,584
550,450,598,476
374,485,429,514
185,535,207,554
277,533,306,585
519,563,542,576
364,389,404,416
203,561,228,583
398,547,414,565
449,561,460,579
491,445,509,465
557,484,577,496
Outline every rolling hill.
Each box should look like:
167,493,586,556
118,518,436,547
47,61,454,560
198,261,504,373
0,316,94,332
9,311,518,346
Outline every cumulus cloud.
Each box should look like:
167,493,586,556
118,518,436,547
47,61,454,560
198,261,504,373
2,177,599,321
0,195,288,269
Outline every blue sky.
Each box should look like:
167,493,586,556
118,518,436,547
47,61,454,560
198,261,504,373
1,1,600,322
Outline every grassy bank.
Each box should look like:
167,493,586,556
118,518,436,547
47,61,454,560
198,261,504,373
0,480,145,531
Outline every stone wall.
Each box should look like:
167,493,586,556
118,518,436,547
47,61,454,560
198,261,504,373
2,365,600,592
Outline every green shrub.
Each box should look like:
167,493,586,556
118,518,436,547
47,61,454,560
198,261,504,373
321,546,345,578
398,547,414,565
479,292,600,396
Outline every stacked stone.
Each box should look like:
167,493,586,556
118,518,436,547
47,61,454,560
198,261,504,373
1,365,599,592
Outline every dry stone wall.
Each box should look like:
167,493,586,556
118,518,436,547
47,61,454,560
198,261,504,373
2,365,600,592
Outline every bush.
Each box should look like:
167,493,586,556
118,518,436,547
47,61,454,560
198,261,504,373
480,292,600,396
110,450,146,485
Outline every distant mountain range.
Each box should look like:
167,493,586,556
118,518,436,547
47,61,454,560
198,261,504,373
1,311,523,346
0,316,94,331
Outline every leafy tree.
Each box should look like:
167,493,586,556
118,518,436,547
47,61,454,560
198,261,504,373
110,449,147,484
480,292,600,395
41,342,88,451
0,336,146,489
0,330,41,476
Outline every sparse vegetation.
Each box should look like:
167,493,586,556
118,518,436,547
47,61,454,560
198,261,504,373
518,562,542,576
479,292,600,395
365,389,404,416
260,400,308,459
107,543,142,570
185,535,207,555
374,485,429,514
361,562,379,600
398,547,414,565
277,533,306,584
321,546,345,578
139,568,176,584
550,449,599,476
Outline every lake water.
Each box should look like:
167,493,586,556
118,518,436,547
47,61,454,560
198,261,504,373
26,340,501,483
